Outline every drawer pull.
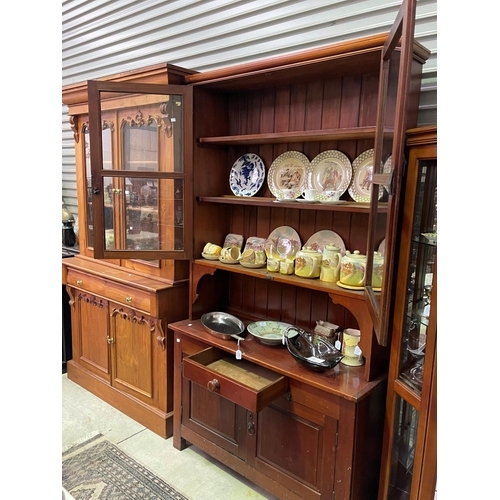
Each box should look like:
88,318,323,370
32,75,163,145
207,379,220,393
107,335,114,344
125,297,133,303
76,280,83,286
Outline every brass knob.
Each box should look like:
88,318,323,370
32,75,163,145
76,280,83,286
126,297,132,303
107,335,114,344
207,379,220,393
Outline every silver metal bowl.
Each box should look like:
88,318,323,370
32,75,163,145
284,326,343,372
200,312,246,340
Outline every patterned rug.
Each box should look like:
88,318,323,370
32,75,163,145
62,434,189,500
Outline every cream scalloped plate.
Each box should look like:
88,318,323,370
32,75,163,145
310,150,352,197
264,226,302,260
348,149,385,202
267,151,311,200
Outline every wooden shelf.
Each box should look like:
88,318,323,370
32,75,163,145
194,258,369,301
197,126,394,146
197,195,388,213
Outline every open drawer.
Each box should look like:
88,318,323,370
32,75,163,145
183,347,288,413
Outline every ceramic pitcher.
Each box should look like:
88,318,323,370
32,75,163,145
320,244,342,283
294,246,322,278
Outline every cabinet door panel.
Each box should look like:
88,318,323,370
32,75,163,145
255,400,337,500
182,379,247,459
110,306,155,405
73,290,111,382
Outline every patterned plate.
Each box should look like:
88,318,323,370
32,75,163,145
348,149,384,203
229,153,265,197
267,151,311,199
310,150,352,196
304,230,346,255
264,226,302,260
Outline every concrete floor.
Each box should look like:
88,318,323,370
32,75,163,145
62,374,277,500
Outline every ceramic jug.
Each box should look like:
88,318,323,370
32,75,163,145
340,250,384,288
320,244,342,283
294,246,322,278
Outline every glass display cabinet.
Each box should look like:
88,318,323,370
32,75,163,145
378,125,437,500
62,65,194,438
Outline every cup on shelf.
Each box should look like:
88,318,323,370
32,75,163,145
267,258,280,272
320,189,341,202
278,189,296,201
279,259,294,275
240,249,255,264
302,189,319,201
221,246,240,261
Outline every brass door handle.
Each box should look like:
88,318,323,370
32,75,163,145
207,379,220,393
107,335,114,344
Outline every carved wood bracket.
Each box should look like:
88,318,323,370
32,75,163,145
77,291,106,308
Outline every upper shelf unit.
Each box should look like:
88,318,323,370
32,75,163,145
185,33,430,93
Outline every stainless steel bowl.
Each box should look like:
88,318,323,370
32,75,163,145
201,312,246,340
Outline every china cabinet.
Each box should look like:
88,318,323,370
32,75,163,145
377,126,437,500
62,64,194,437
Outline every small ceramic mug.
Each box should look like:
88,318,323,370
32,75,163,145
240,249,255,263
267,258,280,272
321,189,341,201
302,189,319,201
279,189,296,200
221,246,240,261
279,259,294,275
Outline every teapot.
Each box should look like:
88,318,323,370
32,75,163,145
340,250,384,288
294,246,322,278
320,244,342,283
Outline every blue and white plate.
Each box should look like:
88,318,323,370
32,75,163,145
229,153,266,197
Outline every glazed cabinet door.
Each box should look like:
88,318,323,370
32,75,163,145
378,127,437,500
67,287,111,382
109,304,166,409
87,80,193,261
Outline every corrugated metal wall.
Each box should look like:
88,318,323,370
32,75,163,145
62,0,437,216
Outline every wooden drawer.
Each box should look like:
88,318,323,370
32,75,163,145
183,347,288,413
66,268,152,313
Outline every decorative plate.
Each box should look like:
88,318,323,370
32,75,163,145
267,151,311,199
240,261,266,269
264,226,302,260
348,149,385,203
244,236,266,252
229,153,265,197
304,230,346,255
223,233,244,249
383,156,392,194
318,199,347,205
336,280,381,292
218,257,240,264
201,253,220,261
378,238,386,256
310,150,352,196
247,321,298,346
